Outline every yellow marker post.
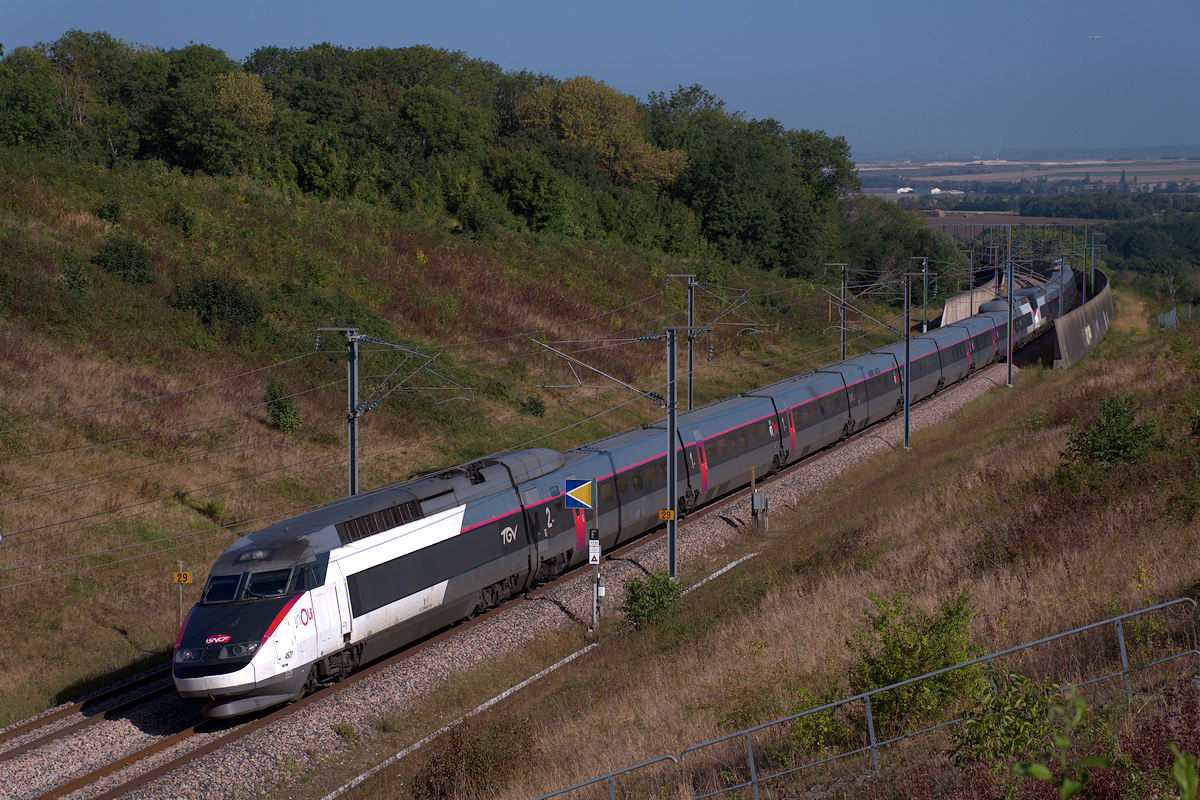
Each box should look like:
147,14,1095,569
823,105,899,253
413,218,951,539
174,563,192,642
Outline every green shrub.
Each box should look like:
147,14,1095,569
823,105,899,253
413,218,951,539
57,247,92,296
163,199,195,235
621,570,681,629
846,589,979,735
1014,695,1112,799
265,379,302,433
92,230,152,284
1062,393,1156,468
93,199,125,224
778,685,852,761
950,667,1059,770
519,392,546,417
173,273,263,328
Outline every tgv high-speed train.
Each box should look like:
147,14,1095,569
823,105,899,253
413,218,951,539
174,267,1076,718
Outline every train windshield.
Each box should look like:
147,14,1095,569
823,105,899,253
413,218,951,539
199,560,326,605
245,569,291,598
202,574,242,604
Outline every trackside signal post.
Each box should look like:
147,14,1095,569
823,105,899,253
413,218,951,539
566,479,602,636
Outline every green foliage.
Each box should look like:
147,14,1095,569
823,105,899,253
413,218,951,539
93,199,125,224
264,379,302,433
846,589,979,734
173,272,263,329
1014,695,1112,800
163,199,195,235
330,722,358,743
1061,393,1156,468
950,667,1059,770
621,570,682,629
0,35,884,275
518,392,545,417
57,247,93,296
410,717,533,800
1174,744,1199,800
780,685,852,759
91,230,153,284
0,46,65,147
201,499,227,523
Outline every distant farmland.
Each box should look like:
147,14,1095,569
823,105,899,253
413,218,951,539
857,157,1200,191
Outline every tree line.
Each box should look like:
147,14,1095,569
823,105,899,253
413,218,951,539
0,30,903,279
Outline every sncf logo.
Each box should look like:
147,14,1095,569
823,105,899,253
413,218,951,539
205,634,232,644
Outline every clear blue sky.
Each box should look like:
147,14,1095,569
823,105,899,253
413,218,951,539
3,0,1197,157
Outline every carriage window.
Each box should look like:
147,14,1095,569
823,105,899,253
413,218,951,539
600,481,614,503
632,471,644,492
617,474,629,495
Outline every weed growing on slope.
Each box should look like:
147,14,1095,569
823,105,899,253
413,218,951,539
91,230,153,284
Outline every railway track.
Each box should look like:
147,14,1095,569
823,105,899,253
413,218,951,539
5,359,1029,800
8,533,664,800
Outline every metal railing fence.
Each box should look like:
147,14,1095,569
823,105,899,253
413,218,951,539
534,597,1197,800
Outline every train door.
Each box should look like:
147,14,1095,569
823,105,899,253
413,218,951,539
786,409,796,455
310,584,342,656
320,561,352,644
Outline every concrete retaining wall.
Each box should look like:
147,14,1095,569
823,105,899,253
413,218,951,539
1053,270,1113,369
939,277,999,327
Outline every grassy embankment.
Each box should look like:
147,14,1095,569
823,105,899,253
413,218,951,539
278,287,1200,800
0,151,907,726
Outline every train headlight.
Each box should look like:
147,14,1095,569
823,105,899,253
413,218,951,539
175,648,204,663
217,641,260,659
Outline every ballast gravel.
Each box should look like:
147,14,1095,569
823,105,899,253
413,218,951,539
8,363,1016,800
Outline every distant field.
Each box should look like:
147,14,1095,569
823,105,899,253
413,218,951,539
858,158,1200,186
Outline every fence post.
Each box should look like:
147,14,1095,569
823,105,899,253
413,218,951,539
607,776,616,800
863,695,880,774
744,732,761,800
1116,619,1132,705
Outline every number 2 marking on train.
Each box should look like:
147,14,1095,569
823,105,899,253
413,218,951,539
500,526,517,545
298,608,311,626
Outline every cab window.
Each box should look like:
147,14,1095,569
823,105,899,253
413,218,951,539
245,569,291,598
201,573,242,604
